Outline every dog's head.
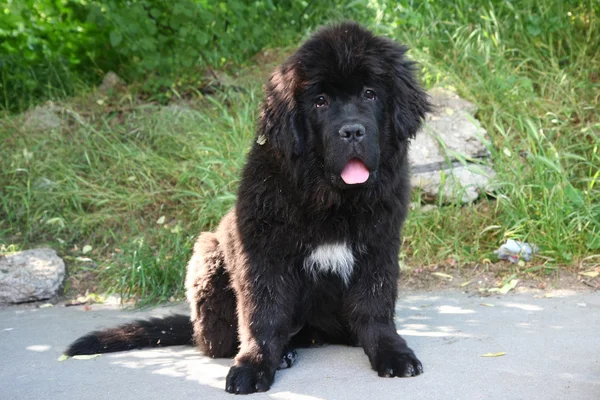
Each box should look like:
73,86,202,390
259,22,430,190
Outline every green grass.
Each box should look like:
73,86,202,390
1,91,256,301
388,0,600,267
1,0,599,302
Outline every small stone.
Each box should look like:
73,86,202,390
99,71,125,92
0,248,65,304
23,103,62,130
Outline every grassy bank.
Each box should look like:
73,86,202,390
1,0,598,303
384,0,600,266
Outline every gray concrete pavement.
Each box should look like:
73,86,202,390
1,290,599,400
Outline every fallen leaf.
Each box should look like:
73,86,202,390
87,293,105,303
460,280,473,287
579,271,599,278
480,303,494,307
499,279,519,295
39,303,53,308
82,245,92,254
72,354,101,360
57,354,69,362
431,272,453,280
156,216,166,225
481,352,506,357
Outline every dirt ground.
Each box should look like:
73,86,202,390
60,258,599,308
398,261,599,295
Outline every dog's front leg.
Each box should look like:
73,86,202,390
345,249,423,378
225,262,297,394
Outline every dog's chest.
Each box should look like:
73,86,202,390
303,243,355,285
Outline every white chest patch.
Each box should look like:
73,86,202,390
304,243,354,285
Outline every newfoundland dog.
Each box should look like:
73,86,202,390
66,22,431,394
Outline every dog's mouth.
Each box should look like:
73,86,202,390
340,158,370,185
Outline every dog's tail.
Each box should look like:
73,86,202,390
65,314,193,356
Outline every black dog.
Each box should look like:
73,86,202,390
66,22,430,394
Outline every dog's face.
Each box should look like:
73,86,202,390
260,23,430,191
302,80,386,188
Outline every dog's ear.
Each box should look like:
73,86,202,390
388,44,431,140
259,64,304,158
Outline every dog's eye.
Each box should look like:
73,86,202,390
364,89,377,100
315,96,329,108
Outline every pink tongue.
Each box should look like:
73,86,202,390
341,159,370,184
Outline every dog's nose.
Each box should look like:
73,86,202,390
339,124,366,142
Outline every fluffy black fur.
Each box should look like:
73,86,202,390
65,22,431,395
65,315,193,355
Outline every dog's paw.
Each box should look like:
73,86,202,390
376,350,423,378
225,363,274,394
278,347,297,370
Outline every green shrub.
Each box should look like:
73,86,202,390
0,0,371,111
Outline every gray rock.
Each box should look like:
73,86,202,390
23,103,62,130
410,88,494,203
0,248,65,304
411,164,496,203
99,71,125,92
420,204,439,213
